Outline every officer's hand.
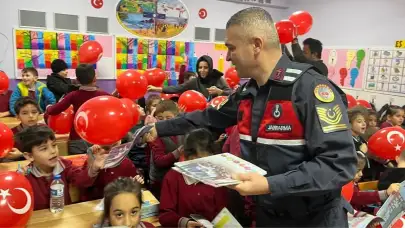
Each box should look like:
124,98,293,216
229,172,270,196
387,183,401,196
207,86,223,95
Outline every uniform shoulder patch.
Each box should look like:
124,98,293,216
316,103,348,133
314,84,335,103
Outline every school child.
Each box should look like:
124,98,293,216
380,105,404,129
378,149,405,190
100,177,154,228
148,100,183,198
15,125,106,210
81,126,150,201
9,67,56,115
351,152,400,213
159,128,227,227
46,64,111,155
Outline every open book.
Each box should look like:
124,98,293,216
89,125,152,169
190,208,242,228
173,153,267,187
348,180,405,228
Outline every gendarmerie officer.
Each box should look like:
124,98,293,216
144,7,356,227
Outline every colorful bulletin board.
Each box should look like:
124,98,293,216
13,28,114,79
115,37,231,84
365,49,405,95
116,0,189,39
321,48,367,90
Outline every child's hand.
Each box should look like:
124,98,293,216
5,148,23,160
359,143,368,153
132,175,144,185
178,105,187,113
186,221,203,228
216,134,227,143
143,125,158,143
91,146,108,171
387,183,401,195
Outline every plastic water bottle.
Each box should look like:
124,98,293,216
50,174,64,213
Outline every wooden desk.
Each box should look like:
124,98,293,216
27,200,160,228
0,115,45,129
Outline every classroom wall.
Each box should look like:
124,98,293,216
286,0,405,109
0,0,288,93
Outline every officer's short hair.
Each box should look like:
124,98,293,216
226,7,279,49
303,38,323,59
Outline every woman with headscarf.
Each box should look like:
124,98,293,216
147,55,232,100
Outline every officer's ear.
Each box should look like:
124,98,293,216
252,37,264,54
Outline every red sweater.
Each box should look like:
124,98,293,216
46,89,110,140
380,121,393,129
24,158,96,210
150,136,181,170
0,90,12,112
80,157,138,201
159,170,228,227
351,183,384,212
222,125,241,157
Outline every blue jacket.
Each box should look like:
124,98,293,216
9,81,56,115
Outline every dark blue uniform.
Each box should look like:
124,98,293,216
155,55,356,227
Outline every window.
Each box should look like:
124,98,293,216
214,29,226,42
19,10,46,28
194,27,210,41
54,13,79,31
87,16,109,34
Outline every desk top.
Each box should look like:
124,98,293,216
27,200,160,228
0,115,44,128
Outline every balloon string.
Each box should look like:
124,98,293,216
0,32,9,70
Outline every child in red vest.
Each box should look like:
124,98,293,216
46,64,111,155
351,151,400,214
159,128,227,227
148,100,183,199
15,125,105,210
81,126,150,201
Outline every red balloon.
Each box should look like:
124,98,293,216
120,98,140,127
145,68,167,87
341,181,354,202
0,122,14,158
79,41,103,64
116,70,148,100
346,94,357,109
0,171,34,227
48,106,74,134
161,93,179,100
275,20,295,44
74,96,133,145
368,127,405,160
0,71,9,93
209,96,227,109
289,11,313,35
178,90,207,112
356,99,372,109
224,67,240,89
